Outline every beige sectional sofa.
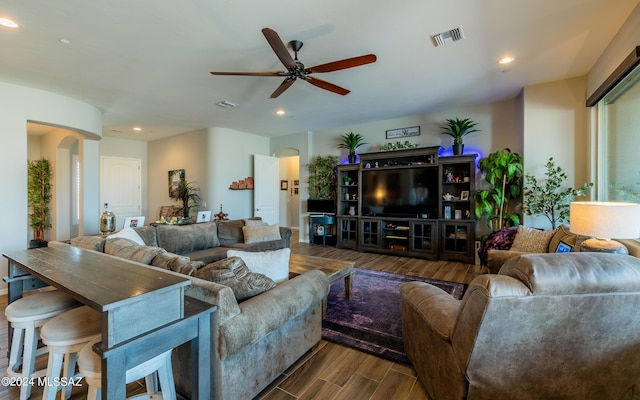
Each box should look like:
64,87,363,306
68,219,328,400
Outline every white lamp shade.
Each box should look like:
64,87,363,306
570,202,640,239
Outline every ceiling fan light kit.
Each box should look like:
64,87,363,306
211,28,377,98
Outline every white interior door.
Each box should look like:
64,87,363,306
254,154,279,224
100,156,142,228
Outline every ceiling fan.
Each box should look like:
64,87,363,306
210,28,377,99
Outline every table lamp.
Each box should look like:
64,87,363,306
569,201,640,254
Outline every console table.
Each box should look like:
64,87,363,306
3,245,216,399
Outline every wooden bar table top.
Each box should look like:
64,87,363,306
3,245,216,400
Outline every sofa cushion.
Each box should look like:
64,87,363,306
105,241,165,265
107,227,145,245
194,257,276,301
70,236,106,252
133,225,158,247
156,222,220,254
104,237,139,255
242,224,281,244
217,220,245,245
510,226,556,253
182,247,229,265
227,248,290,283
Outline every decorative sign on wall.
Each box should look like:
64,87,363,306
168,169,185,198
385,126,420,139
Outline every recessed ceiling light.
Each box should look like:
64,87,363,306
133,127,142,131
275,109,286,116
0,18,19,28
498,56,515,65
59,38,71,44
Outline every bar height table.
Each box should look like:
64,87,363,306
3,245,216,400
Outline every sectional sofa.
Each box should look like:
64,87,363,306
67,219,328,400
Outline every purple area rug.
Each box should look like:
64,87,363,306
322,268,465,364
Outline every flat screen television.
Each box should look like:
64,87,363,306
307,199,336,214
361,167,438,218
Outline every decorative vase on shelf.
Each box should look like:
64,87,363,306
453,143,464,155
348,152,357,164
348,206,356,216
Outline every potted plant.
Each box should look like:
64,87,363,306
173,180,200,221
27,158,53,248
473,149,523,231
338,132,367,164
522,157,593,229
440,117,480,155
306,155,338,199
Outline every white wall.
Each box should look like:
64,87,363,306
0,82,102,292
522,76,590,229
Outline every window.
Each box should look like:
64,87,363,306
595,51,640,204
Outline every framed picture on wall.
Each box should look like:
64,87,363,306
280,180,288,190
168,169,185,198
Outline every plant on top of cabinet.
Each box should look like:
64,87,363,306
440,117,480,155
473,148,523,231
338,132,367,164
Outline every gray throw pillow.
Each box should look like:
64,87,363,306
195,257,276,301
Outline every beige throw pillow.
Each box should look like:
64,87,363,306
510,226,556,253
242,224,281,244
195,257,276,301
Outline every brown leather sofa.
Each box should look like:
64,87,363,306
401,252,640,400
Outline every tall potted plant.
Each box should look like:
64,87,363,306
522,157,593,229
338,132,367,164
174,180,200,220
441,117,480,155
27,158,53,247
473,149,523,231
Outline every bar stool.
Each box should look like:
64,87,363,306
40,305,102,400
78,335,176,400
4,290,80,400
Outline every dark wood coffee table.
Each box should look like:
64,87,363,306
289,253,355,317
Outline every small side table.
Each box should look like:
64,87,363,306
310,215,336,246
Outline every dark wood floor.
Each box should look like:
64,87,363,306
0,230,488,400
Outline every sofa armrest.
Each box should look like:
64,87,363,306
217,269,329,359
279,227,292,247
401,281,461,340
183,276,241,323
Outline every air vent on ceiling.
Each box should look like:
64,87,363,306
431,26,465,47
216,100,238,108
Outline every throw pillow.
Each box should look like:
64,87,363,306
107,228,146,245
104,237,139,255
217,220,246,245
195,257,276,301
242,224,281,244
151,251,191,270
70,236,106,252
226,248,290,283
547,224,577,253
510,226,557,253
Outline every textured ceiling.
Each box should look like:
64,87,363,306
1,0,638,141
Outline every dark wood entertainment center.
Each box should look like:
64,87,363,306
336,146,477,263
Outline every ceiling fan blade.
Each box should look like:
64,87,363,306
305,54,377,73
262,28,297,71
210,71,284,76
270,77,296,99
306,76,350,96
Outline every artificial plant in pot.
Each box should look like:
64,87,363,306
173,180,200,220
338,132,367,164
473,148,524,231
522,157,593,229
306,155,338,199
441,117,480,155
27,158,53,247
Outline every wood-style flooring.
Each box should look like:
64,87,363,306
0,229,488,400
